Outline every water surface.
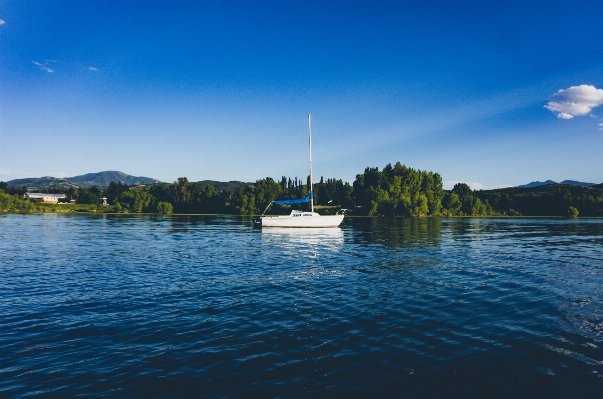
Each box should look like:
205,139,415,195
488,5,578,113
1,214,602,397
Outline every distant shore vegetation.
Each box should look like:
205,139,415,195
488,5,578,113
1,162,602,217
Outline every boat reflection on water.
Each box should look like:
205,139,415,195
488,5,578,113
258,227,344,252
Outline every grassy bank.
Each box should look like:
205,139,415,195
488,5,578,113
0,193,120,213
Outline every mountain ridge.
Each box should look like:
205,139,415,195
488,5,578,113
6,176,81,190
518,180,595,188
7,171,599,192
7,171,161,189
66,171,161,188
5,172,254,191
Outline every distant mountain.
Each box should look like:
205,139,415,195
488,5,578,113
65,171,161,187
518,180,557,188
559,180,596,187
518,180,596,188
6,176,81,190
7,171,162,189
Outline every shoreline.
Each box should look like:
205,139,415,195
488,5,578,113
1,211,600,219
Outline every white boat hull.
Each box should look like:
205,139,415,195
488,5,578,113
255,212,344,228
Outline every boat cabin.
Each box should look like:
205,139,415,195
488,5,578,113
291,210,315,217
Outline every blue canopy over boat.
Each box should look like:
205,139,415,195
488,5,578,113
273,192,313,205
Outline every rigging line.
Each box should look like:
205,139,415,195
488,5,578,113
313,118,340,208
308,116,327,184
284,117,309,178
293,116,306,147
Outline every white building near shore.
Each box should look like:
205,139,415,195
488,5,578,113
24,193,66,203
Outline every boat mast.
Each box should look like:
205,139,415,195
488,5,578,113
308,113,313,213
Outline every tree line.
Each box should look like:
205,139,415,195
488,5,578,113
1,162,602,216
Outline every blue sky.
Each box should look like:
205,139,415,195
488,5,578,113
1,0,602,189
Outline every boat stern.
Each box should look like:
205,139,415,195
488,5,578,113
252,217,262,229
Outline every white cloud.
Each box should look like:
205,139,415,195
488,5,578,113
544,85,603,119
32,60,54,73
0,19,5,25
599,122,603,131
88,66,99,71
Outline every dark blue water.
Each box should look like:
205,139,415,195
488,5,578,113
1,214,602,398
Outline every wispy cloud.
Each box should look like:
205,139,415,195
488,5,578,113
0,168,29,181
0,19,5,25
88,66,99,72
0,168,27,176
599,122,603,131
32,60,54,73
544,85,603,119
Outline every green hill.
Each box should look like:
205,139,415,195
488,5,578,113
6,176,80,190
474,183,603,217
65,171,161,187
5,171,253,192
7,171,162,189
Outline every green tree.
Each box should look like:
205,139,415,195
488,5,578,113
105,181,129,204
148,184,172,203
156,201,174,214
451,183,474,215
119,190,153,212
371,187,391,216
443,192,462,215
0,192,35,212
254,178,282,211
0,192,16,210
413,193,429,216
452,183,472,198
351,162,444,216
472,197,487,216
171,177,191,203
567,206,579,219
8,186,27,196
235,190,256,215
188,183,223,213
76,187,102,204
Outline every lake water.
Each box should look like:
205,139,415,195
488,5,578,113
1,214,602,398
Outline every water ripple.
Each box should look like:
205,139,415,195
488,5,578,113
1,214,602,397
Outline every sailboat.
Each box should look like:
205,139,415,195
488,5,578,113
252,114,346,228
